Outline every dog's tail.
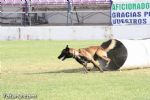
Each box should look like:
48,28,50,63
104,39,116,52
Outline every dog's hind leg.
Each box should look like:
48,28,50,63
95,49,111,68
101,56,111,68
91,59,103,72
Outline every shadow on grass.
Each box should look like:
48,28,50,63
23,67,150,75
24,68,100,75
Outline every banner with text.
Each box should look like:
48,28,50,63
111,2,150,25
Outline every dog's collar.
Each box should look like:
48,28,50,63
72,49,77,58
73,50,76,58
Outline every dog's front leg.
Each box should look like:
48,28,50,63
75,57,89,73
83,63,88,73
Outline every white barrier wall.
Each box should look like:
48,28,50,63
112,25,150,39
0,26,107,40
0,25,150,40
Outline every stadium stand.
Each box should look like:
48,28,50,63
2,0,110,5
0,0,111,26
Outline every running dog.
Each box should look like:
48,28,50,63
58,39,116,73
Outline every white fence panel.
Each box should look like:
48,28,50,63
0,25,150,40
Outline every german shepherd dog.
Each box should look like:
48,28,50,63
58,39,116,73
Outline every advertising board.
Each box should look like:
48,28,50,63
111,2,150,25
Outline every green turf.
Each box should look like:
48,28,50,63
0,40,150,100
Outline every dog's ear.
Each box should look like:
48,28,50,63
66,45,69,48
65,45,69,51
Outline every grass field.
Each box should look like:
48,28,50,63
1,40,150,100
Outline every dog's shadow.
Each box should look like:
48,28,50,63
24,68,100,75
